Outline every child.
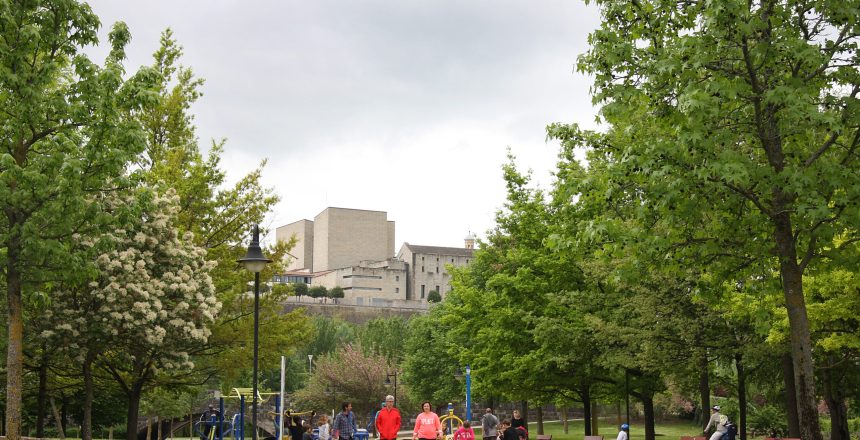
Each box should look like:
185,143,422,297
318,415,331,440
303,424,315,440
454,421,475,440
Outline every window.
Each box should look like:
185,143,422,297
421,285,425,298
451,259,454,263
395,275,399,281
422,256,425,262
436,257,439,262
422,266,425,272
466,259,470,263
436,266,439,273
435,285,440,293
395,288,400,293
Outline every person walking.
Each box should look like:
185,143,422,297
376,395,402,440
704,405,728,440
481,408,499,440
318,415,332,440
334,402,357,440
412,402,442,440
615,424,629,440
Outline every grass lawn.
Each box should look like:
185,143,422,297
472,419,703,440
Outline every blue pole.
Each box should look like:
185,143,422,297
240,395,246,440
465,365,472,422
220,397,226,440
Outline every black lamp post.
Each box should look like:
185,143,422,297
384,371,398,407
238,225,272,440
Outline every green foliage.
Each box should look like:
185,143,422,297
357,317,410,362
747,404,789,437
426,290,442,303
294,283,309,297
309,285,328,298
329,286,345,299
402,304,461,404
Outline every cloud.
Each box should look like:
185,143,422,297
86,0,601,248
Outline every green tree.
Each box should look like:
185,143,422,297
357,317,410,362
45,189,220,440
294,283,309,298
328,286,345,302
560,1,860,437
426,290,441,303
0,3,155,438
308,285,327,299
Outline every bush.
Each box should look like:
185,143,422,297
747,405,788,436
427,290,442,302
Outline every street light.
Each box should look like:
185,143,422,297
454,366,472,421
384,371,398,406
238,225,272,440
308,354,314,374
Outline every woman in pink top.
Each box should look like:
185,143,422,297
454,421,475,440
412,402,442,440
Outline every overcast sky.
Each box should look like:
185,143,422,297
85,0,602,250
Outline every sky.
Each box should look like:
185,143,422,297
85,0,602,250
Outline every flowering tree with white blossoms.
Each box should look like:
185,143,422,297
45,188,220,440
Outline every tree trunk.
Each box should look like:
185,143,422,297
772,207,823,440
642,394,655,440
61,395,68,435
781,353,801,436
582,385,592,435
536,407,544,435
699,350,710,431
157,416,162,440
520,401,528,427
127,388,144,440
822,364,850,440
735,353,747,440
82,352,97,440
50,397,66,440
146,417,153,440
591,401,599,435
561,407,568,434
37,353,48,438
5,237,24,440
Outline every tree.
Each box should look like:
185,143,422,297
328,286,345,302
0,3,155,438
294,283,309,298
294,343,390,422
426,290,441,303
560,1,860,437
308,285,327,299
46,189,221,440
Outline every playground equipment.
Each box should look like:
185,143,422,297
439,403,464,440
196,388,288,440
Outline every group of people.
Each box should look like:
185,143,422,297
479,408,529,440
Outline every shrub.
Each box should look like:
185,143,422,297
747,405,789,436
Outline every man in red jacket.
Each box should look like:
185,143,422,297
375,395,402,440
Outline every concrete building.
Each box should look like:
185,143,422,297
397,242,474,300
313,259,407,305
275,208,475,306
275,207,395,272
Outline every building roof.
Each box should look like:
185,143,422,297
402,243,474,257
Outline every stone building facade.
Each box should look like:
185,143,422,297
274,208,474,306
396,243,474,300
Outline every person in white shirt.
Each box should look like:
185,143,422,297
704,406,728,440
616,424,629,440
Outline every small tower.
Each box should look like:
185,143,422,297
464,231,476,249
